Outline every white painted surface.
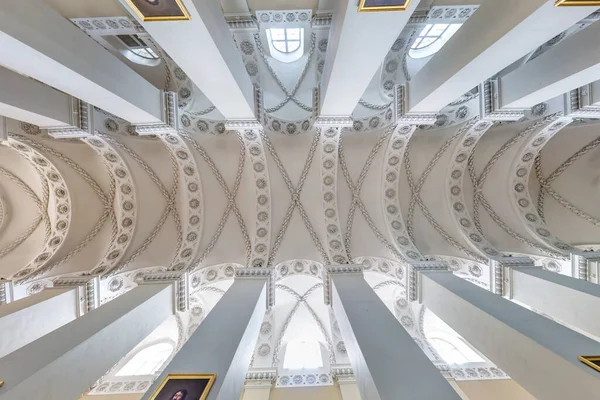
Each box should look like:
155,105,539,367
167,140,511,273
408,0,598,113
0,0,162,124
501,21,600,108
338,382,362,400
141,278,267,400
0,283,173,399
319,0,421,116
0,66,72,127
422,271,600,400
0,288,77,359
241,387,271,400
331,272,460,400
119,0,255,119
512,267,600,340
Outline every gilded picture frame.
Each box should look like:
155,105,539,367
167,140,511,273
555,0,600,6
148,373,216,400
578,355,600,372
123,0,191,22
358,0,412,12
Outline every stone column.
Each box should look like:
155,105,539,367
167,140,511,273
141,269,270,400
241,370,275,400
328,266,461,400
421,270,600,400
509,265,600,340
0,287,79,359
0,283,174,399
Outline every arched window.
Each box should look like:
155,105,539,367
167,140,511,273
428,336,483,365
266,28,304,63
116,343,173,376
424,310,484,365
116,34,161,66
409,24,462,59
283,341,323,370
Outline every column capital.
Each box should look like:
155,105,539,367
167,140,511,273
394,84,438,125
327,265,364,275
408,261,449,302
497,256,535,267
479,79,528,122
46,98,95,139
245,369,276,388
52,275,100,314
137,270,186,313
332,365,356,384
225,119,262,131
135,92,179,136
235,268,274,308
0,279,14,305
565,85,600,119
314,116,354,128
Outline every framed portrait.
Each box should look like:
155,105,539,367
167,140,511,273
123,0,191,21
578,356,600,372
555,0,600,5
148,374,216,400
358,0,412,12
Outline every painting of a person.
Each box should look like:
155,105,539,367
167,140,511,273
170,389,188,400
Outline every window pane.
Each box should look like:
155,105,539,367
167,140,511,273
287,40,301,53
419,24,433,37
117,34,139,48
417,37,436,48
272,41,287,53
411,37,422,49
428,24,449,37
116,343,173,376
284,341,323,370
270,28,285,41
286,28,301,40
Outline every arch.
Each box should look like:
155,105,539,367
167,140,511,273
382,124,423,261
7,136,72,282
116,341,175,376
509,115,576,256
83,135,137,276
446,119,501,259
266,28,305,63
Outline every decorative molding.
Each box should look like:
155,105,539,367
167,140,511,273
382,124,423,261
319,127,348,264
407,261,449,302
135,92,179,136
509,115,578,255
314,117,353,127
394,84,438,125
245,370,276,388
71,17,142,34
83,135,137,276
479,80,526,122
426,6,479,24
276,373,333,388
235,268,273,279
7,137,72,282
0,280,13,305
327,265,364,275
312,12,333,28
53,275,99,314
0,116,7,142
236,129,272,268
225,119,262,130
446,119,500,259
157,132,203,272
255,9,313,27
274,259,324,282
564,86,600,119
46,98,95,139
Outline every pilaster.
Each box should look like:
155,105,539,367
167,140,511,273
52,275,100,315
491,256,535,299
324,265,363,306
138,270,186,312
235,268,275,309
46,98,95,139
134,92,180,135
394,84,437,125
407,261,448,302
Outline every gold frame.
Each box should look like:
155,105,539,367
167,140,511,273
555,0,600,6
578,356,600,372
148,373,216,400
358,0,412,12
123,0,191,21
